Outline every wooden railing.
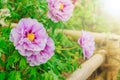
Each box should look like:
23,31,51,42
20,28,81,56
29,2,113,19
67,50,106,80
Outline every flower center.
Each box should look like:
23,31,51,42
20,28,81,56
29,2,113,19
27,33,35,41
59,3,64,10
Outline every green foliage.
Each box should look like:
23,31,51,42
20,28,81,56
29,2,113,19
6,0,48,22
0,72,5,80
0,0,4,9
8,71,21,80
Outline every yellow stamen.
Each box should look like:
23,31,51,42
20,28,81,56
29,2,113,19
59,3,64,10
27,33,35,41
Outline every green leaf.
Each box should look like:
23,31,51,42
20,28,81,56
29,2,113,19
6,56,14,70
27,67,37,80
19,57,27,69
48,70,58,80
15,72,21,80
8,71,21,80
0,72,5,80
0,49,3,58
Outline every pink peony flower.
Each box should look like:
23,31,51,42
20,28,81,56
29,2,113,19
10,18,55,66
47,0,74,22
72,0,77,4
27,37,55,66
78,30,95,59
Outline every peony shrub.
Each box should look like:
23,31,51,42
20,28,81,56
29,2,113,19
0,0,95,80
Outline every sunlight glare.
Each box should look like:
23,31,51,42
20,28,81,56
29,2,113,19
104,0,120,16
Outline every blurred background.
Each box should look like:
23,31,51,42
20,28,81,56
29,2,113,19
65,0,120,34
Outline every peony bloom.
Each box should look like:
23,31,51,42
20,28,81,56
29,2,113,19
78,30,95,59
10,18,55,66
47,0,74,22
27,37,55,66
72,0,77,4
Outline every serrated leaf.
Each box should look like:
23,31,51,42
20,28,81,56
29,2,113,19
27,67,37,80
15,72,21,80
8,71,21,80
6,56,14,70
19,57,27,69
